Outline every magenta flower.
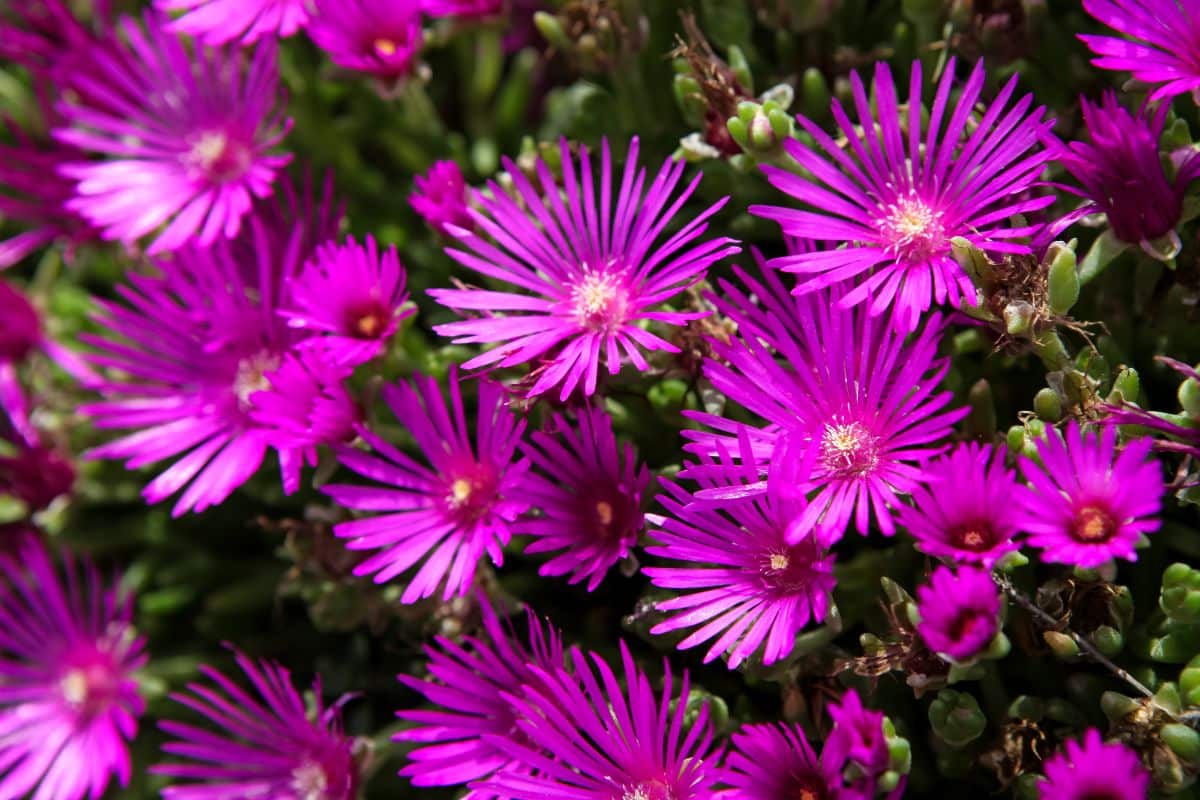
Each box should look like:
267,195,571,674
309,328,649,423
645,433,835,669
423,0,503,19
307,0,423,84
1052,92,1200,247
54,13,291,255
685,264,965,541
1039,729,1150,800
430,137,739,400
80,183,341,516
481,641,719,800
247,346,362,493
0,280,41,363
0,539,146,800
751,58,1053,331
410,160,474,237
915,565,1002,662
155,0,310,45
515,405,649,591
897,442,1023,567
1079,0,1200,102
323,369,530,601
398,597,565,796
1019,422,1163,568
0,365,75,512
156,650,360,799
824,689,891,797
282,234,413,367
718,722,843,800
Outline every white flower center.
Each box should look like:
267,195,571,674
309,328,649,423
819,421,880,478
571,270,630,332
234,350,281,408
291,761,330,800
878,193,947,262
184,130,252,183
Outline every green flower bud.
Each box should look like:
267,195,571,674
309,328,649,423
929,689,987,747
1006,424,1026,454
1162,723,1200,764
800,67,831,120
1043,631,1080,660
1091,625,1124,657
1046,241,1080,315
672,74,707,123
1108,367,1140,405
648,379,688,412
766,106,793,142
888,735,912,774
726,116,749,151
1179,375,1200,419
727,44,752,94
1034,387,1063,422
1003,300,1036,337
749,109,777,150
1100,690,1141,723
533,11,571,50
966,379,997,439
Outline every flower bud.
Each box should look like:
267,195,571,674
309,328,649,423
1180,654,1200,706
1043,630,1080,660
1034,387,1063,422
800,66,830,120
1179,374,1200,419
1161,562,1200,623
1046,241,1080,315
1003,300,1036,337
1107,367,1140,404
1090,625,1123,657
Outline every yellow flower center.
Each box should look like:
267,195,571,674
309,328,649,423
819,421,879,478
570,270,630,332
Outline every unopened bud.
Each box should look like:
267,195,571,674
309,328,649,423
1003,301,1037,337
1034,387,1063,422
1047,242,1080,315
1043,631,1080,660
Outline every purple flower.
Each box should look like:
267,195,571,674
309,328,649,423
423,0,503,19
1039,728,1150,800
751,59,1053,331
247,346,362,493
0,539,146,800
323,369,530,601
307,0,423,84
54,13,292,255
155,650,360,799
397,597,565,796
824,689,890,797
1019,422,1163,568
1079,0,1200,102
410,160,474,237
429,137,739,400
915,565,1002,662
897,442,1023,567
80,181,341,516
0,280,41,363
0,365,75,511
480,641,720,800
644,432,835,669
685,264,965,541
515,405,649,591
282,234,413,367
718,722,843,800
1052,92,1200,247
155,0,310,45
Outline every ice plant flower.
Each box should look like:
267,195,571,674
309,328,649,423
1079,0,1200,102
751,58,1053,331
54,13,292,255
915,565,1002,662
645,433,835,669
515,405,650,591
430,137,740,400
1020,422,1163,568
80,182,341,516
155,0,310,45
307,0,424,84
684,264,965,541
282,234,413,366
897,442,1024,567
480,641,719,800
1038,728,1150,800
0,539,146,800
410,160,474,237
397,597,565,796
824,690,891,797
1052,92,1200,250
718,722,843,800
323,369,530,602
247,346,361,493
156,650,360,799
0,365,75,511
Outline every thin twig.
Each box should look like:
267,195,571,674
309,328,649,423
991,572,1159,702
